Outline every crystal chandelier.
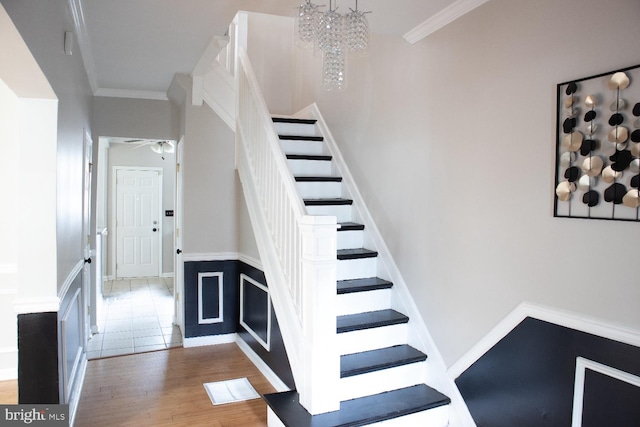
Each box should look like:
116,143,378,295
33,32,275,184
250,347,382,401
297,0,370,90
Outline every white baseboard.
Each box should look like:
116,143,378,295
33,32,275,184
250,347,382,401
448,301,640,379
182,252,239,262
236,336,290,392
183,333,237,348
161,272,175,278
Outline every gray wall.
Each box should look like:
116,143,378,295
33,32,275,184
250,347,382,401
107,144,175,276
179,82,239,255
93,96,179,141
293,0,640,366
1,0,93,291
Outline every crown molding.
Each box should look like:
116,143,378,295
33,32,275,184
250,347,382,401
94,88,169,101
448,301,640,379
68,0,98,93
403,0,491,44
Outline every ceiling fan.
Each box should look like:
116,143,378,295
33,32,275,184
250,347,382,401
128,139,175,159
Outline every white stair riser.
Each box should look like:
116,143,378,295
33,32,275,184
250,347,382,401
267,407,286,427
339,361,427,401
274,122,318,136
367,405,450,427
296,181,342,199
337,229,363,250
337,324,408,355
287,159,333,176
337,257,377,281
337,289,391,316
280,140,324,155
306,205,352,222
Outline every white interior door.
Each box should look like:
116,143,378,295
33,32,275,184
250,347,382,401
174,138,184,335
116,168,161,278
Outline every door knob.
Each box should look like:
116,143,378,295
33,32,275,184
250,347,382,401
176,249,182,255
84,258,92,264
152,228,158,232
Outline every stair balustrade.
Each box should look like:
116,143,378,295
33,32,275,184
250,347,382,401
235,45,341,415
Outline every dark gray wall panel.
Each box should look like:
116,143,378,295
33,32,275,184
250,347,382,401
456,317,640,426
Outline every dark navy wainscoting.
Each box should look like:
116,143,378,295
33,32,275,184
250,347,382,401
456,317,640,426
18,312,59,404
184,261,239,338
17,269,85,404
237,262,295,390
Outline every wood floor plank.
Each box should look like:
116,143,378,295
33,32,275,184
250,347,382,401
75,343,275,427
0,380,17,404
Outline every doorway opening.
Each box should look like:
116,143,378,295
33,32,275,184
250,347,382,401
89,136,181,358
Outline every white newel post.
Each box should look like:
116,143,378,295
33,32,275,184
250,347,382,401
298,215,341,415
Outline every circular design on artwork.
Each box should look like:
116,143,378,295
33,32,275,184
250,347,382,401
585,123,598,135
604,183,627,204
562,131,583,152
560,151,576,167
610,99,627,111
631,143,640,157
622,189,640,208
630,158,640,173
602,165,622,183
582,156,604,177
564,166,580,182
584,110,597,122
564,97,575,109
578,175,595,191
608,72,630,90
582,190,600,207
580,139,597,156
556,181,576,201
610,149,634,172
566,82,578,95
633,102,640,117
631,174,640,189
608,126,629,144
609,113,625,126
563,117,577,134
585,95,597,108
631,129,640,143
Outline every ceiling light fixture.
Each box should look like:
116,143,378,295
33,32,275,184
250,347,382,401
150,141,174,160
296,0,370,91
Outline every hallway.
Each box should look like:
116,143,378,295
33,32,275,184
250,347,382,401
87,277,182,359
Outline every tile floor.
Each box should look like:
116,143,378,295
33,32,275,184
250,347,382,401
86,277,182,359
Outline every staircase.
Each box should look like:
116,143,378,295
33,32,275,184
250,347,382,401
262,117,451,426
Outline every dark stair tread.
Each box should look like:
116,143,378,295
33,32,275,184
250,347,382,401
341,345,427,378
337,309,409,333
337,277,392,294
287,154,332,161
338,222,364,231
279,134,324,141
263,384,451,427
305,198,353,206
337,248,378,260
272,117,317,125
296,176,343,182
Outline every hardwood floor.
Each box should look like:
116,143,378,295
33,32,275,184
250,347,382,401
0,379,17,404
75,344,277,426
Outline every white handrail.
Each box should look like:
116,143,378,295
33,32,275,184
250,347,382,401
235,39,340,414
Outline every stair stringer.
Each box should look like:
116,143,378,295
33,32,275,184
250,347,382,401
293,103,476,427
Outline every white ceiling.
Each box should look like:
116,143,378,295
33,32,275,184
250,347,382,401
74,0,486,99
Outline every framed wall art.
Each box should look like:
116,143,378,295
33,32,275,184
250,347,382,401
554,64,640,221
